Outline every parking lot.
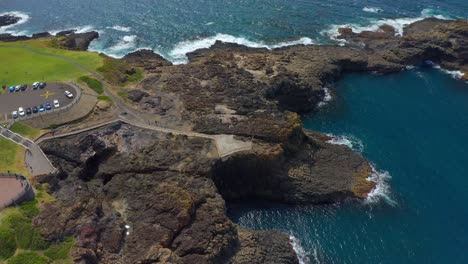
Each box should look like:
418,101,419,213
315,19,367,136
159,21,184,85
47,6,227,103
0,82,77,118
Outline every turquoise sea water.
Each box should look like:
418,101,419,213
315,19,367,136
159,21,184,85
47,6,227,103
229,68,468,263
2,1,468,263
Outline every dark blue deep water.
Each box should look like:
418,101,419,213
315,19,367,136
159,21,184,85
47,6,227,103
2,1,468,263
229,68,468,263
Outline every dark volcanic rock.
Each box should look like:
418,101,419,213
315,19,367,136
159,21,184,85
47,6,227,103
56,31,99,51
37,123,298,264
126,89,149,102
32,18,468,264
123,49,173,72
0,14,20,27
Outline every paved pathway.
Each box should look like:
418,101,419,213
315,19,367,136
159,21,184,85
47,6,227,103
0,126,56,176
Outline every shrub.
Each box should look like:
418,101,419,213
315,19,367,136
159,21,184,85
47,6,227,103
97,95,113,103
79,76,104,94
0,226,16,260
19,200,40,218
44,237,75,261
7,252,50,264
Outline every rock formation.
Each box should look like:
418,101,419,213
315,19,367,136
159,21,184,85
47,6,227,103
0,14,20,27
22,18,468,263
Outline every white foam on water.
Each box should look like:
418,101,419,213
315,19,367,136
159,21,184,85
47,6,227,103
363,7,383,13
430,64,466,81
289,235,311,264
107,25,131,32
318,87,333,107
364,165,397,206
75,25,96,34
322,8,453,41
325,134,364,153
105,35,138,56
168,33,314,64
0,11,31,34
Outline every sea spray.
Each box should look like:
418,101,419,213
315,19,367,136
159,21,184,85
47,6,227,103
364,165,397,206
362,7,383,13
322,8,454,41
0,11,30,35
317,88,333,108
289,235,311,264
168,34,314,64
325,134,364,153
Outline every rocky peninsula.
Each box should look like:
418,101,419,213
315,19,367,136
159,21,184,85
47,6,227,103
2,18,465,263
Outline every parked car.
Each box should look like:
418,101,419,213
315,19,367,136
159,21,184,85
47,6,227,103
53,99,60,108
12,111,18,119
9,86,15,92
39,82,46,89
26,107,32,115
15,85,21,92
32,82,40,89
18,107,25,116
20,84,27,91
65,90,74,98
45,102,51,110
32,106,38,113
39,105,45,112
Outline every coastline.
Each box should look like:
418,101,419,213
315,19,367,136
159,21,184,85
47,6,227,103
1,10,467,264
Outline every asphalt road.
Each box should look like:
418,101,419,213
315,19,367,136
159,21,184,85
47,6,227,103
0,82,76,116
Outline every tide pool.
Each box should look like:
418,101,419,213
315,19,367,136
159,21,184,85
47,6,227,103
229,68,468,263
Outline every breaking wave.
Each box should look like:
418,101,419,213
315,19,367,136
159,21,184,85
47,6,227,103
168,33,314,64
0,11,30,35
325,134,364,153
317,87,333,108
322,8,454,40
107,25,131,32
289,235,311,264
433,65,466,80
365,165,397,206
363,7,383,13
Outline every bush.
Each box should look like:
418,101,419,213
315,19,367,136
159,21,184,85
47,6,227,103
0,226,16,260
19,200,40,218
44,237,74,261
7,252,50,264
97,95,113,103
79,76,104,94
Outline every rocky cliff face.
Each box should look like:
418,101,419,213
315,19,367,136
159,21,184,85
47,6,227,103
31,18,468,263
37,123,298,264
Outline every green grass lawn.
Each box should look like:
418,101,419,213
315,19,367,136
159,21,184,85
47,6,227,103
9,123,41,140
78,76,103,94
0,38,103,91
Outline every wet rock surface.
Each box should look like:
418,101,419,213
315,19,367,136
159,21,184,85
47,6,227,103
30,18,468,263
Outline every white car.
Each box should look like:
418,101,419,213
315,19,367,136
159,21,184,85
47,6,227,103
15,85,21,92
32,82,40,89
65,90,74,98
53,99,60,108
12,111,18,119
18,107,25,116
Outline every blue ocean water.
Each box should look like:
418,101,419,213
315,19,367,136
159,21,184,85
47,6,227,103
1,0,466,62
2,1,468,263
229,68,468,263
